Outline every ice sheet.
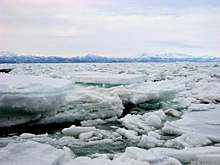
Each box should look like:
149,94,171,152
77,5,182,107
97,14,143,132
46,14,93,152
62,125,97,137
115,146,220,164
0,74,74,127
73,72,147,86
65,157,135,165
0,141,65,165
162,106,220,142
0,62,220,165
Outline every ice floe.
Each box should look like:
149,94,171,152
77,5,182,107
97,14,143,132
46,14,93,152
62,125,97,137
162,106,220,142
0,141,65,165
115,146,220,164
73,72,147,87
0,74,74,127
0,62,220,165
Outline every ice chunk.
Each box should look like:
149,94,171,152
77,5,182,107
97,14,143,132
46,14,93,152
60,146,76,164
164,109,182,118
79,131,95,140
20,133,36,139
165,132,212,149
196,154,220,165
0,74,74,127
153,146,220,164
62,125,97,137
84,139,113,146
162,107,220,142
119,110,166,134
146,115,162,129
20,133,49,139
188,103,216,111
0,141,65,165
138,135,164,148
65,156,134,165
116,128,140,142
119,114,151,134
81,117,118,126
108,86,133,104
148,131,161,140
114,147,181,165
41,89,124,124
129,80,185,104
57,136,79,146
73,72,147,86
115,146,220,164
81,118,107,126
193,82,220,102
160,97,192,110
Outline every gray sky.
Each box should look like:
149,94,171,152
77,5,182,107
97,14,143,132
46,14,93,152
1,0,220,57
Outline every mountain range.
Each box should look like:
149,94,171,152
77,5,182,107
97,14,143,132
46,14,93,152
0,51,219,63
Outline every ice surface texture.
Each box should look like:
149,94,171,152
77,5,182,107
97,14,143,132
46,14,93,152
0,141,65,165
0,74,74,127
73,72,147,86
0,62,220,165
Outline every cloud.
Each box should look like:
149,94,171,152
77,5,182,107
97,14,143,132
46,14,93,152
1,0,220,57
147,41,202,49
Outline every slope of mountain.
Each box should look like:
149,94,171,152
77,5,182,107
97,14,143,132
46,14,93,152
137,52,194,58
0,51,219,63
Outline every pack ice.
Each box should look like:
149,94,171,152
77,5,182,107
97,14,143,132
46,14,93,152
0,74,74,126
0,62,220,165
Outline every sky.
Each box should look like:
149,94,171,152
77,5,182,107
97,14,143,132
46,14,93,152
0,0,220,57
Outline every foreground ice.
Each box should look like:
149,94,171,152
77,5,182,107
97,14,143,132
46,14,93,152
0,63,185,126
162,106,220,142
1,139,220,165
0,74,74,127
0,141,65,165
0,62,220,164
115,146,220,164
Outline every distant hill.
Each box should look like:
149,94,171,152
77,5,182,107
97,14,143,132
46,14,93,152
0,51,219,63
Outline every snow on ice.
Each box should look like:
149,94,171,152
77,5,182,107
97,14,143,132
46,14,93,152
0,62,220,165
0,74,74,127
0,141,65,165
73,72,147,86
62,125,97,137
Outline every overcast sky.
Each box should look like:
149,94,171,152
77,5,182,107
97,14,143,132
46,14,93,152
1,0,220,57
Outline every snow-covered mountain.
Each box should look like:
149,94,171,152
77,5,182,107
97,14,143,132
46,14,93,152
137,52,194,59
0,51,219,63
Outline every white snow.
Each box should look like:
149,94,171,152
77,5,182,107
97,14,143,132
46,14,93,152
162,106,220,142
20,133,48,139
0,62,220,165
115,146,220,164
0,141,65,165
146,115,162,128
165,132,212,149
114,147,182,165
116,128,140,142
0,74,74,127
62,125,97,137
196,154,220,165
81,116,118,126
65,157,134,165
164,109,182,117
138,134,164,148
40,87,124,124
153,146,220,164
119,110,166,135
73,72,147,86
